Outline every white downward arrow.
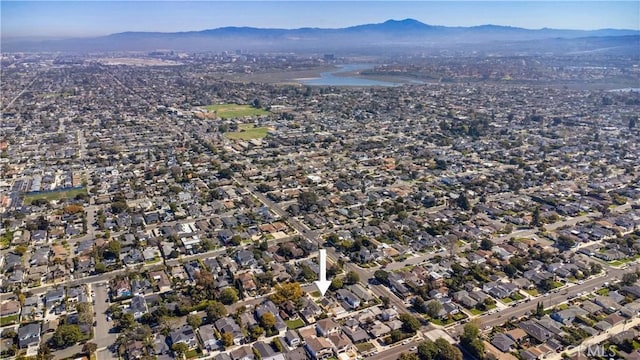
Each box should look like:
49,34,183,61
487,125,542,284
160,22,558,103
314,249,331,296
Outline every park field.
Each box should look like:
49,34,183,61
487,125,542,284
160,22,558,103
23,187,88,205
204,104,269,119
224,124,271,140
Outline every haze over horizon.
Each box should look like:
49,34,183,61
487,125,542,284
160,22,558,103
2,1,639,39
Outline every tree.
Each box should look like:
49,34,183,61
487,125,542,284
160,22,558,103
344,271,360,285
106,240,121,256
82,342,97,355
412,296,426,313
37,343,52,360
222,332,235,347
390,329,405,343
14,245,28,256
260,313,276,330
622,272,639,286
460,323,484,360
380,296,390,308
206,301,227,322
374,270,390,285
457,193,471,210
399,313,421,333
480,239,494,251
589,262,602,275
250,326,264,340
330,277,344,291
94,262,107,274
219,287,239,305
298,191,319,212
186,314,202,329
536,302,545,318
435,338,463,360
400,353,419,360
556,235,575,250
418,340,439,360
426,300,444,319
50,324,82,348
117,313,136,331
270,282,303,305
532,207,541,227
272,338,284,352
172,343,189,358
111,201,129,214
504,264,518,278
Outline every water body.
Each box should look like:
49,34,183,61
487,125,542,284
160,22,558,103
299,64,401,87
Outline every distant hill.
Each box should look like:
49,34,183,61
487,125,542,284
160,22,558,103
3,18,639,55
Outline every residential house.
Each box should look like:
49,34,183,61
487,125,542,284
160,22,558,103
215,317,244,346
113,278,132,299
254,341,286,360
336,289,360,310
304,337,334,360
316,318,341,337
491,334,516,353
0,300,20,318
255,301,287,333
328,333,354,354
128,295,148,319
230,346,255,360
347,284,374,303
149,270,172,293
18,322,41,348
198,324,219,351
519,320,554,343
368,321,392,338
44,288,65,308
169,325,198,350
551,307,588,325
153,334,170,356
285,348,309,360
285,329,301,348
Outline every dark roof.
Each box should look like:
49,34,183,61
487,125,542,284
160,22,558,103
491,333,515,352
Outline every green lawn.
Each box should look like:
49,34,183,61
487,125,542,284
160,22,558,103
469,308,483,315
185,349,200,359
609,256,639,267
501,297,513,304
225,124,271,140
286,318,305,330
526,289,539,296
23,187,87,205
204,104,269,119
356,342,375,353
0,231,11,249
596,288,610,296
0,314,18,326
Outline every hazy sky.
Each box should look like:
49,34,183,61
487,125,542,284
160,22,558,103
2,1,639,38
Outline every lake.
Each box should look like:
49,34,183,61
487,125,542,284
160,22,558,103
298,64,401,87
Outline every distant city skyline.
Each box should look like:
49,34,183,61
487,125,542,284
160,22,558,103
2,1,639,39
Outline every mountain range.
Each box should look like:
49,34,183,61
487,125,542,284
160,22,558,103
3,19,639,55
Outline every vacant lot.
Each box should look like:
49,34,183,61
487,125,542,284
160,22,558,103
204,104,269,119
225,124,271,140
23,187,87,205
